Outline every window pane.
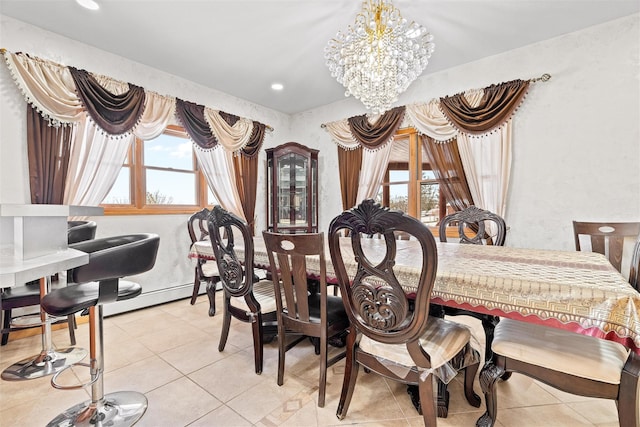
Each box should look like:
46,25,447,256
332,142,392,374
420,183,440,225
389,183,408,212
144,133,193,170
146,170,196,204
421,170,436,180
102,167,130,204
389,170,409,182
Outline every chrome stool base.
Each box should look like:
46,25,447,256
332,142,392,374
46,391,148,427
1,347,87,381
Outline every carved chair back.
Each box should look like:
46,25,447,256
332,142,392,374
187,208,210,245
207,206,257,300
439,205,506,246
328,199,438,345
573,221,640,273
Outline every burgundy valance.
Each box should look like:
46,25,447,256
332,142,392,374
439,79,530,135
348,106,406,150
69,67,145,135
175,98,219,150
243,122,265,158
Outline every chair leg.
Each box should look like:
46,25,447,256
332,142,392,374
1,309,11,346
419,374,437,426
218,297,232,352
277,318,286,386
477,361,503,427
67,314,76,346
251,311,264,375
318,333,328,408
205,280,217,317
336,329,359,420
464,345,482,408
190,269,201,305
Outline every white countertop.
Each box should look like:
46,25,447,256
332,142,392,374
0,248,89,288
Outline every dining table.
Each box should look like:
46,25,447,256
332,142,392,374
190,236,640,354
190,234,640,418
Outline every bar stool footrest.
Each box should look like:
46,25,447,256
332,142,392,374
50,361,99,390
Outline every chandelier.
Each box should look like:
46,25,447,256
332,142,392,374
324,0,435,114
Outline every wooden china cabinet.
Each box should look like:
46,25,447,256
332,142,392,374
266,142,318,234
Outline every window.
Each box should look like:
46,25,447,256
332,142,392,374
102,125,215,214
376,128,445,226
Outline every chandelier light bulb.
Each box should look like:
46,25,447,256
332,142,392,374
324,0,434,114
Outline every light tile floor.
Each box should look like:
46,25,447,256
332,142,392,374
0,292,621,426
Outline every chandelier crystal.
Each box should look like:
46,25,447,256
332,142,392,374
324,0,435,114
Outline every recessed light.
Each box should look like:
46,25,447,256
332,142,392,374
271,83,284,91
76,0,100,11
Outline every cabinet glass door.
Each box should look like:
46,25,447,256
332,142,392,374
266,142,318,233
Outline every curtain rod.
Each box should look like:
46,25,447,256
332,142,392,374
1,48,273,132
319,73,552,128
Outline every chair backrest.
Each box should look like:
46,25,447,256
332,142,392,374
572,221,640,273
263,231,326,326
628,233,640,291
68,234,160,284
187,208,210,245
67,220,97,244
328,199,438,345
439,206,506,246
207,205,256,299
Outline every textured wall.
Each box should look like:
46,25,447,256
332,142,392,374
289,14,640,251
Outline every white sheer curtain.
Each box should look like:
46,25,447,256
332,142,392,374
64,118,133,206
355,142,394,204
64,91,176,206
194,146,245,220
457,122,512,219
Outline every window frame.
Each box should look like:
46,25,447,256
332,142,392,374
101,125,212,215
379,128,446,222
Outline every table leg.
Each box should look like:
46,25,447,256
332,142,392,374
1,277,87,381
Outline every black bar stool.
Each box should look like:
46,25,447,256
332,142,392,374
40,233,160,427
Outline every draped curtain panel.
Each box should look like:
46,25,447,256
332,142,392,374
326,106,406,209
231,120,265,234
421,136,473,212
3,50,269,213
195,147,245,221
355,143,394,204
63,119,134,207
337,146,362,210
27,105,73,204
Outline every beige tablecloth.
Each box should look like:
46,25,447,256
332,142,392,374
190,237,640,353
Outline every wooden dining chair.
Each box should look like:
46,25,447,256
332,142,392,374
207,205,278,374
436,206,507,362
477,232,640,427
188,208,221,315
328,199,481,425
262,231,349,407
573,221,640,274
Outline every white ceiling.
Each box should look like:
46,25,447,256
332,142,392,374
1,1,638,115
